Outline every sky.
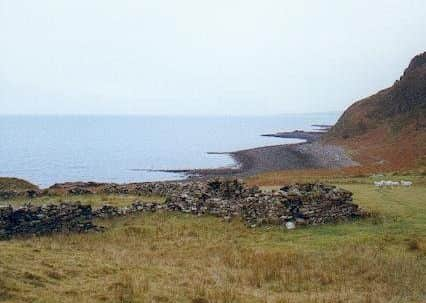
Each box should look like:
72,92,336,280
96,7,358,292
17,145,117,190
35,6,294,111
1,0,425,116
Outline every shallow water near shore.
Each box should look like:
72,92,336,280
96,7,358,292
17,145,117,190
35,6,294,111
0,113,339,187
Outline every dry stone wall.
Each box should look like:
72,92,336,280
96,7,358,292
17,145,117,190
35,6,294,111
0,189,40,201
0,203,99,240
46,181,192,196
163,180,361,227
92,179,362,227
1,179,364,239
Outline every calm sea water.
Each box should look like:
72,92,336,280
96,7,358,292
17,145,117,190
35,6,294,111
0,113,339,188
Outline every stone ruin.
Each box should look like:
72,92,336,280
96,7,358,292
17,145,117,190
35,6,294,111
0,189,39,201
0,203,98,240
0,179,364,240
163,180,361,227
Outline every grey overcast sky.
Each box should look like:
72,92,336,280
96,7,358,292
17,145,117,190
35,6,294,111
1,1,425,115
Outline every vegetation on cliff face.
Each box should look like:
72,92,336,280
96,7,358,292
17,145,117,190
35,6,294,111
325,52,426,171
328,52,426,139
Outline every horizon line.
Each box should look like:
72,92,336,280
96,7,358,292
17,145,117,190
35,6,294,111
0,111,341,118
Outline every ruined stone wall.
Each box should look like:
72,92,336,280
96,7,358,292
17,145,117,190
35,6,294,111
46,181,197,197
43,179,363,227
0,203,98,240
1,179,364,239
242,184,359,226
0,189,40,201
164,180,361,227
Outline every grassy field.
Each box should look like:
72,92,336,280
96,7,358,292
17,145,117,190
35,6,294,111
0,178,425,302
246,169,426,187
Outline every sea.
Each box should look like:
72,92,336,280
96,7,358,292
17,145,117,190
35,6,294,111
0,113,339,188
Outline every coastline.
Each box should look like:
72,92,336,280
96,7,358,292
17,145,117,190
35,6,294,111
230,141,357,174
158,129,358,179
0,126,357,186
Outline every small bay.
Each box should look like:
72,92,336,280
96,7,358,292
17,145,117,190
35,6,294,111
0,113,338,187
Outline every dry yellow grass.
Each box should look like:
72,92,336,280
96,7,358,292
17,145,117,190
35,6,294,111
246,169,426,187
0,181,425,302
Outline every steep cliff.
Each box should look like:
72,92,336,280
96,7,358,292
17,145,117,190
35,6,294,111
326,52,426,170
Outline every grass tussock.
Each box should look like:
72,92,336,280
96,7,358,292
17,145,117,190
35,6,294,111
0,182,425,302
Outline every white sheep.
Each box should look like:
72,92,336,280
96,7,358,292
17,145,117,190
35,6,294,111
400,180,413,187
374,181,385,187
373,180,401,187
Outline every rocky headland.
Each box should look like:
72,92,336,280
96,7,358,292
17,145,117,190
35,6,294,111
325,51,426,171
166,51,426,178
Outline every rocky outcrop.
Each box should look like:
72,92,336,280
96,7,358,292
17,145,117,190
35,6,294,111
328,51,426,140
261,130,323,142
322,52,426,171
0,203,99,240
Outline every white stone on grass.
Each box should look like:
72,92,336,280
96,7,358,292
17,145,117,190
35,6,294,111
285,221,296,230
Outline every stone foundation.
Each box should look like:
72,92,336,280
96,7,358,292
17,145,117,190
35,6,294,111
91,179,362,227
1,179,364,240
163,180,361,227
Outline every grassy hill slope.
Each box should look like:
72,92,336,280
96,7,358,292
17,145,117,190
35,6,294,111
0,177,39,191
325,52,426,171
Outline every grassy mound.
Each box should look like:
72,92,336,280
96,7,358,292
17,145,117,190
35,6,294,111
0,177,39,191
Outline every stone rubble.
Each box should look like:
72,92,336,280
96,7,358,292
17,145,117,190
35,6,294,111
0,202,99,240
1,179,364,239
164,180,361,227
91,179,362,227
0,189,40,201
46,181,193,197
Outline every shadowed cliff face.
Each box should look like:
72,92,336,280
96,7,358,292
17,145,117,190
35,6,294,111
328,52,426,139
325,52,426,170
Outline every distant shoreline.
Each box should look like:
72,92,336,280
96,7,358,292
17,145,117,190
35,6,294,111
158,127,357,179
1,123,356,186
